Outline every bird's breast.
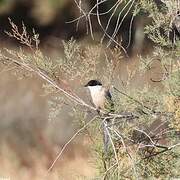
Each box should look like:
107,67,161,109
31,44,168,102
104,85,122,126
90,89,105,109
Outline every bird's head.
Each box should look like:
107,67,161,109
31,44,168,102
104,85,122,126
84,80,103,98
84,80,102,87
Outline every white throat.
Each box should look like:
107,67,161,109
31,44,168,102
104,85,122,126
87,85,105,109
88,85,102,98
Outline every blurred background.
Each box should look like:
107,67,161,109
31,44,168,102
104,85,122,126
0,0,154,55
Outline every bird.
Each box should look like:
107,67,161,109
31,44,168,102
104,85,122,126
84,80,114,113
84,80,114,153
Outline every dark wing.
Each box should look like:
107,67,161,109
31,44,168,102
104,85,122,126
104,89,114,113
105,90,112,99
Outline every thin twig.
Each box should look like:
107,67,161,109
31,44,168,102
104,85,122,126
47,115,98,172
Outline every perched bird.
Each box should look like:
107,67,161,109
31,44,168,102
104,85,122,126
84,79,114,153
84,80,114,113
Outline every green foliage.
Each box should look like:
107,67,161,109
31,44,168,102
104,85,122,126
59,38,100,81
138,149,179,178
165,69,180,97
137,0,179,48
